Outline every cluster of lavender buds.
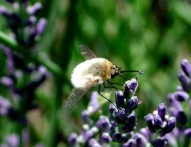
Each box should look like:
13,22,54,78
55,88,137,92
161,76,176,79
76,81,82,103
69,92,112,147
0,1,48,146
0,0,47,48
68,77,177,147
166,59,191,146
144,103,176,146
109,78,142,144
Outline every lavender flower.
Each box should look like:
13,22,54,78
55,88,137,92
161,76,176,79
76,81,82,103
166,59,191,146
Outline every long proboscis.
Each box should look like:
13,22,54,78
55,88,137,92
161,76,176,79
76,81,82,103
121,70,144,75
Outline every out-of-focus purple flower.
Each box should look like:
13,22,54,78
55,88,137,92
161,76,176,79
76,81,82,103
0,6,10,17
100,132,111,143
68,133,77,146
88,138,102,147
181,59,191,78
82,110,89,123
132,133,149,146
27,2,42,15
25,16,37,26
96,116,110,132
140,128,152,141
178,71,191,92
184,128,191,138
174,91,189,102
176,111,188,126
4,134,19,147
0,76,13,87
36,18,47,35
88,91,100,113
123,139,136,147
0,96,11,116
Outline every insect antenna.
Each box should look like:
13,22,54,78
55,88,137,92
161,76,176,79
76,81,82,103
121,70,144,75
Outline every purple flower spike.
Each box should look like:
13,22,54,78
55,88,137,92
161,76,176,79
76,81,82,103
68,133,77,146
184,128,191,138
27,2,42,15
36,18,47,35
100,132,111,143
181,59,191,78
174,91,189,102
158,103,167,120
115,91,124,107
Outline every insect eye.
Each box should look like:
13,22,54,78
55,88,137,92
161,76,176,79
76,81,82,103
111,69,115,75
112,64,116,69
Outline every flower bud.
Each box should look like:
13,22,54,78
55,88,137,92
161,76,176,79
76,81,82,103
181,59,191,78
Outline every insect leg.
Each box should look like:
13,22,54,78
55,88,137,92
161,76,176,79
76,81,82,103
106,80,123,91
98,85,117,109
107,80,123,86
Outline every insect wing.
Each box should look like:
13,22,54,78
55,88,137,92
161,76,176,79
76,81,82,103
79,44,97,60
65,80,97,109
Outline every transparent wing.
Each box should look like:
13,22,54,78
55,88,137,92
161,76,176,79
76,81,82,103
79,44,97,60
65,81,97,110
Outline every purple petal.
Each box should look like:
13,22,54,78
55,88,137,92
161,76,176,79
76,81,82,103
180,59,191,78
0,96,11,116
68,133,77,146
158,103,167,120
27,2,42,15
184,128,191,138
36,18,47,35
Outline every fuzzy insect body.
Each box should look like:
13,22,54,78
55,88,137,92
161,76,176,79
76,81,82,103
71,58,112,89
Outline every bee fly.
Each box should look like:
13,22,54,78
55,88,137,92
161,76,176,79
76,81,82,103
65,45,143,109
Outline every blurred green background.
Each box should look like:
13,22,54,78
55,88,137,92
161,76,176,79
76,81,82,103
0,0,191,146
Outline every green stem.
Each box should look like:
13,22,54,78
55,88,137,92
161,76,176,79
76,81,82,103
0,31,63,76
46,0,79,146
